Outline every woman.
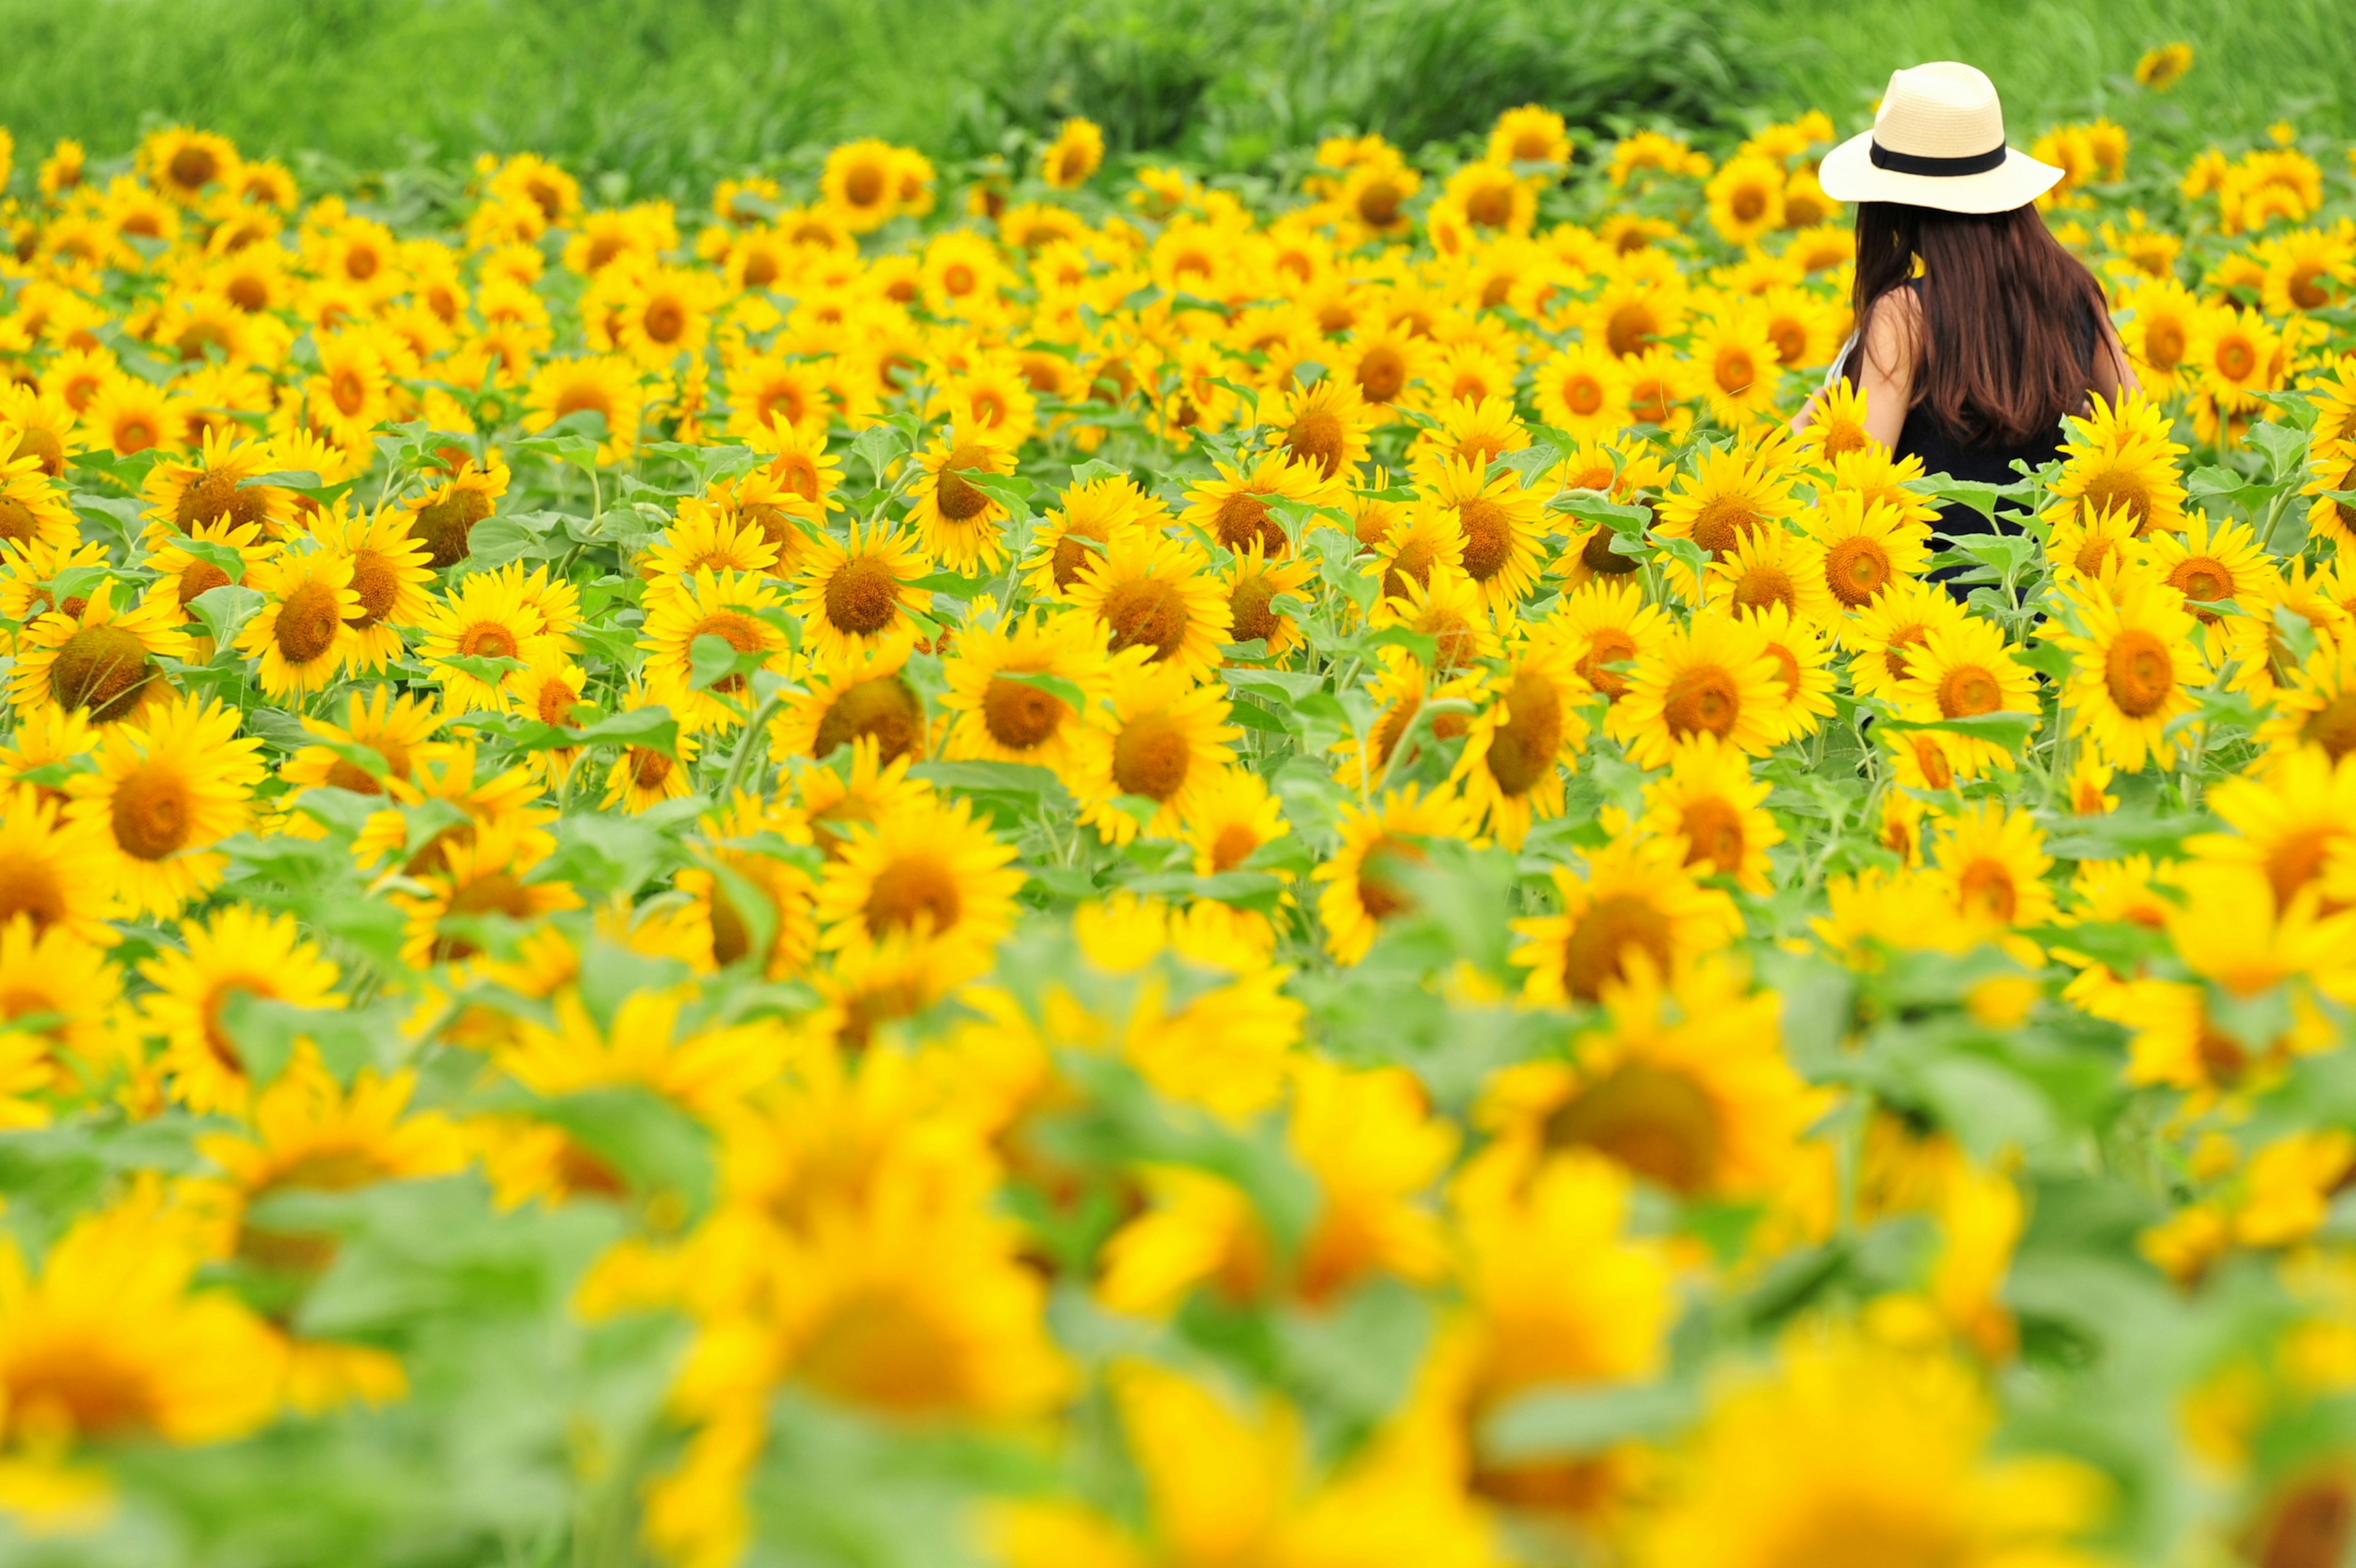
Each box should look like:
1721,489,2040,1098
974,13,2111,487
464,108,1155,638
1798,62,2141,569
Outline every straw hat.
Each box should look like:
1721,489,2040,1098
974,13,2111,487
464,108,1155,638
1817,62,2065,214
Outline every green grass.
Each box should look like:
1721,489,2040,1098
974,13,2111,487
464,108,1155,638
0,0,2346,201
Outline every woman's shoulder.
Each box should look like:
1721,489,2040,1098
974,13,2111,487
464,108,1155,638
1859,285,1923,353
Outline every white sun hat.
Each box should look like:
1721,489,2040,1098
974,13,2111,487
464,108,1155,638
1817,61,2065,214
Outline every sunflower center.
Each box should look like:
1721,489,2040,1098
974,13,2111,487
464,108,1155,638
1381,537,1440,601
629,748,674,791
1910,734,1955,790
412,488,493,569
175,560,231,607
2077,472,2152,531
1228,575,1282,646
1355,345,1407,404
1678,797,1747,875
2148,318,2185,369
1882,626,1929,682
1955,859,2019,924
1214,492,1286,555
1714,347,1757,394
1457,498,1512,582
1209,823,1260,874
812,674,925,764
0,497,40,545
1730,563,1796,614
642,298,687,345
1576,628,1640,699
2216,338,2255,380
1049,527,1106,592
1356,180,1403,228
1466,180,1515,229
935,447,993,523
2264,828,2338,911
1688,494,1763,557
329,366,369,417
1936,664,2002,718
2301,693,2356,762
2103,629,2174,718
274,580,344,666
1559,893,1676,1002
0,851,67,933
1825,535,1891,606
550,383,614,424
982,676,1064,751
688,610,767,694
2166,556,2230,613
1768,318,1807,364
169,144,220,190
434,870,541,960
343,548,401,626
110,766,193,861
1662,663,1739,739
823,556,901,637
1544,1061,1722,1193
1287,410,1347,477
175,470,269,532
1101,578,1188,662
863,857,963,939
1606,303,1658,358
1581,525,1643,577
1112,713,1192,801
1357,838,1426,921
50,624,155,721
458,623,520,661
4,1343,160,1440
1729,185,1768,223
1485,670,1564,796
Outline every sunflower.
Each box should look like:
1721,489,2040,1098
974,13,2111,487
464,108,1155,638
787,521,928,664
81,376,175,459
523,354,643,463
138,428,291,544
402,459,511,570
603,722,699,813
1653,439,1802,563
279,687,449,815
1547,577,1674,706
1181,766,1292,877
1845,579,1970,703
1024,475,1159,602
2304,438,2356,549
1706,155,1787,245
1065,528,1232,682
939,611,1108,775
1453,638,1592,849
1931,802,2060,935
1744,601,1839,744
1330,648,1481,791
2197,304,2282,415
2044,502,2141,597
906,432,1015,572
1314,784,1479,964
1529,343,1628,442
1489,104,1573,166
1179,452,1328,559
0,915,131,1101
1638,735,1783,891
2115,277,2204,396
64,697,261,920
2253,631,2356,765
1796,378,1874,461
141,904,345,1116
1368,502,1468,604
16,581,192,734
2136,509,2280,663
1263,374,1373,482
1073,655,1241,845
931,359,1041,450
639,568,795,735
233,547,360,699
771,646,931,767
142,519,268,637
1690,304,1785,426
1444,159,1537,233
393,816,583,969
1586,270,1688,359
1335,326,1433,409
1806,490,1930,610
1335,157,1422,240
2190,746,2356,918
1222,545,1316,661
413,573,553,714
1609,610,1786,767
0,785,118,948
1372,563,1499,672
2050,574,2205,772
348,742,553,875
1892,616,2042,775
0,458,77,553
2047,394,2189,535
647,503,786,593
1512,837,1744,1006
1420,455,1546,610
1706,525,1834,624
810,791,1026,966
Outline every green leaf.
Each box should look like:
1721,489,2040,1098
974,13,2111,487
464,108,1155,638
990,669,1088,714
187,583,264,648
907,571,996,599
1877,710,2041,752
1480,1380,1700,1462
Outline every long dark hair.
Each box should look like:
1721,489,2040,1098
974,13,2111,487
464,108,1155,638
1848,201,2109,446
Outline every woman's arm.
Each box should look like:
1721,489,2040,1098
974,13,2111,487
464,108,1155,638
1789,293,1917,445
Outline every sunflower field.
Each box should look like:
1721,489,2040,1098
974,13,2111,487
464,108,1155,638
3,53,2356,1568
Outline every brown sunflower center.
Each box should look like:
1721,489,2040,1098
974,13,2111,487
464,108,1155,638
50,624,155,721
1936,664,2003,718
1730,563,1796,614
1286,409,1347,477
1381,537,1441,601
1465,180,1515,229
1576,627,1640,699
2147,318,2186,369
1355,180,1403,228
110,766,192,861
1580,523,1643,577
1457,498,1512,582
348,549,400,626
274,580,345,666
175,470,269,532
812,674,925,764
3,1344,161,1440
1049,527,1106,592
2166,556,2230,614
175,561,231,607
1485,669,1565,796
935,446,993,523
823,556,901,637
688,610,766,694
1355,345,1407,404
2301,692,2356,762
1688,494,1763,557
982,675,1064,751
2103,628,2174,718
458,623,520,661
642,298,687,345
863,858,962,939
169,144,220,190
1357,837,1426,921
1112,713,1192,801
0,496,41,545
1714,346,1757,394
1210,823,1260,874
1729,185,1768,223
2216,337,2255,380
1955,859,2019,924
434,870,541,960
412,487,492,569
0,851,67,933
628,748,674,791
1560,893,1676,1002
1678,797,1747,875
1544,1061,1722,1194
1662,663,1740,738
1228,574,1282,647
1606,302,1658,358
1825,535,1891,606
2076,472,2153,531
1882,625,1929,682
1214,492,1286,555
1101,578,1189,662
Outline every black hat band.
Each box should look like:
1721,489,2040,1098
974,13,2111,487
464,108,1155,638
1868,140,2010,176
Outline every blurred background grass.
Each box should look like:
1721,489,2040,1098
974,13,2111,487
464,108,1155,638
1,0,2348,199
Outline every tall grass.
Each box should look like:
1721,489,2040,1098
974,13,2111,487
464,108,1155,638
0,0,2345,199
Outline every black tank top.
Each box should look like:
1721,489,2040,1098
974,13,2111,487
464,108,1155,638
1837,282,2104,553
